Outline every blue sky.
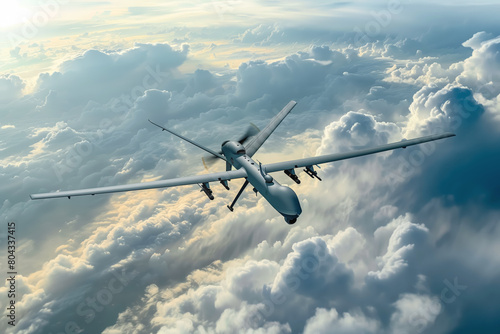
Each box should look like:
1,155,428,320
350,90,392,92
1,1,500,333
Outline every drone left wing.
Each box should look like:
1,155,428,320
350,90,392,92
30,169,248,200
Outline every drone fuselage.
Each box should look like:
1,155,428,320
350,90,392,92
222,141,302,224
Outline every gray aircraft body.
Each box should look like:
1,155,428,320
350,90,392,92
31,101,455,224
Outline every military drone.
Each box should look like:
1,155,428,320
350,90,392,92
31,101,454,224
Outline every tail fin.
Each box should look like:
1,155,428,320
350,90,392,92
244,100,297,157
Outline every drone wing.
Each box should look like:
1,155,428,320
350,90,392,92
263,133,455,173
30,169,247,200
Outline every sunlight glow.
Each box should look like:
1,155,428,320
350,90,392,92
0,3,29,28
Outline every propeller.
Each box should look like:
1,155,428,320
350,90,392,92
237,122,260,145
202,150,224,170
202,123,260,171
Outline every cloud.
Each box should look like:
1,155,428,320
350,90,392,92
2,28,500,334
457,33,500,99
367,215,430,294
316,111,401,155
221,260,280,305
303,308,380,334
93,213,453,333
397,35,500,210
461,31,494,50
328,227,366,264
0,74,25,103
270,237,353,300
35,43,189,112
404,84,484,138
234,24,283,45
183,69,224,97
389,294,441,334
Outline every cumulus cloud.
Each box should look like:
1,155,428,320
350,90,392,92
397,35,500,211
0,74,25,103
91,214,451,333
457,33,500,99
404,84,484,138
316,111,400,155
303,308,380,334
234,24,283,46
2,25,500,334
366,215,430,301
270,237,353,300
389,293,441,334
35,43,189,113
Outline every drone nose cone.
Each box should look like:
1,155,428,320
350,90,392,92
268,184,302,221
283,214,299,224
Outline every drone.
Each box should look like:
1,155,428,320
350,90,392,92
31,101,455,224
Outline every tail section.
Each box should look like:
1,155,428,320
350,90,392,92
244,100,297,157
149,99,297,163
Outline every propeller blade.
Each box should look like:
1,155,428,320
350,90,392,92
238,123,260,145
202,151,223,171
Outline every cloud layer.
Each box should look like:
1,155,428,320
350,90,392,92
1,11,500,334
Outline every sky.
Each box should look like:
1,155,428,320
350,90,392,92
1,0,500,333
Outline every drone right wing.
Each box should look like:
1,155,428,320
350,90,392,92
263,133,455,174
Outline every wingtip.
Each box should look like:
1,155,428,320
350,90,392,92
432,132,456,138
29,194,39,200
148,119,162,128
